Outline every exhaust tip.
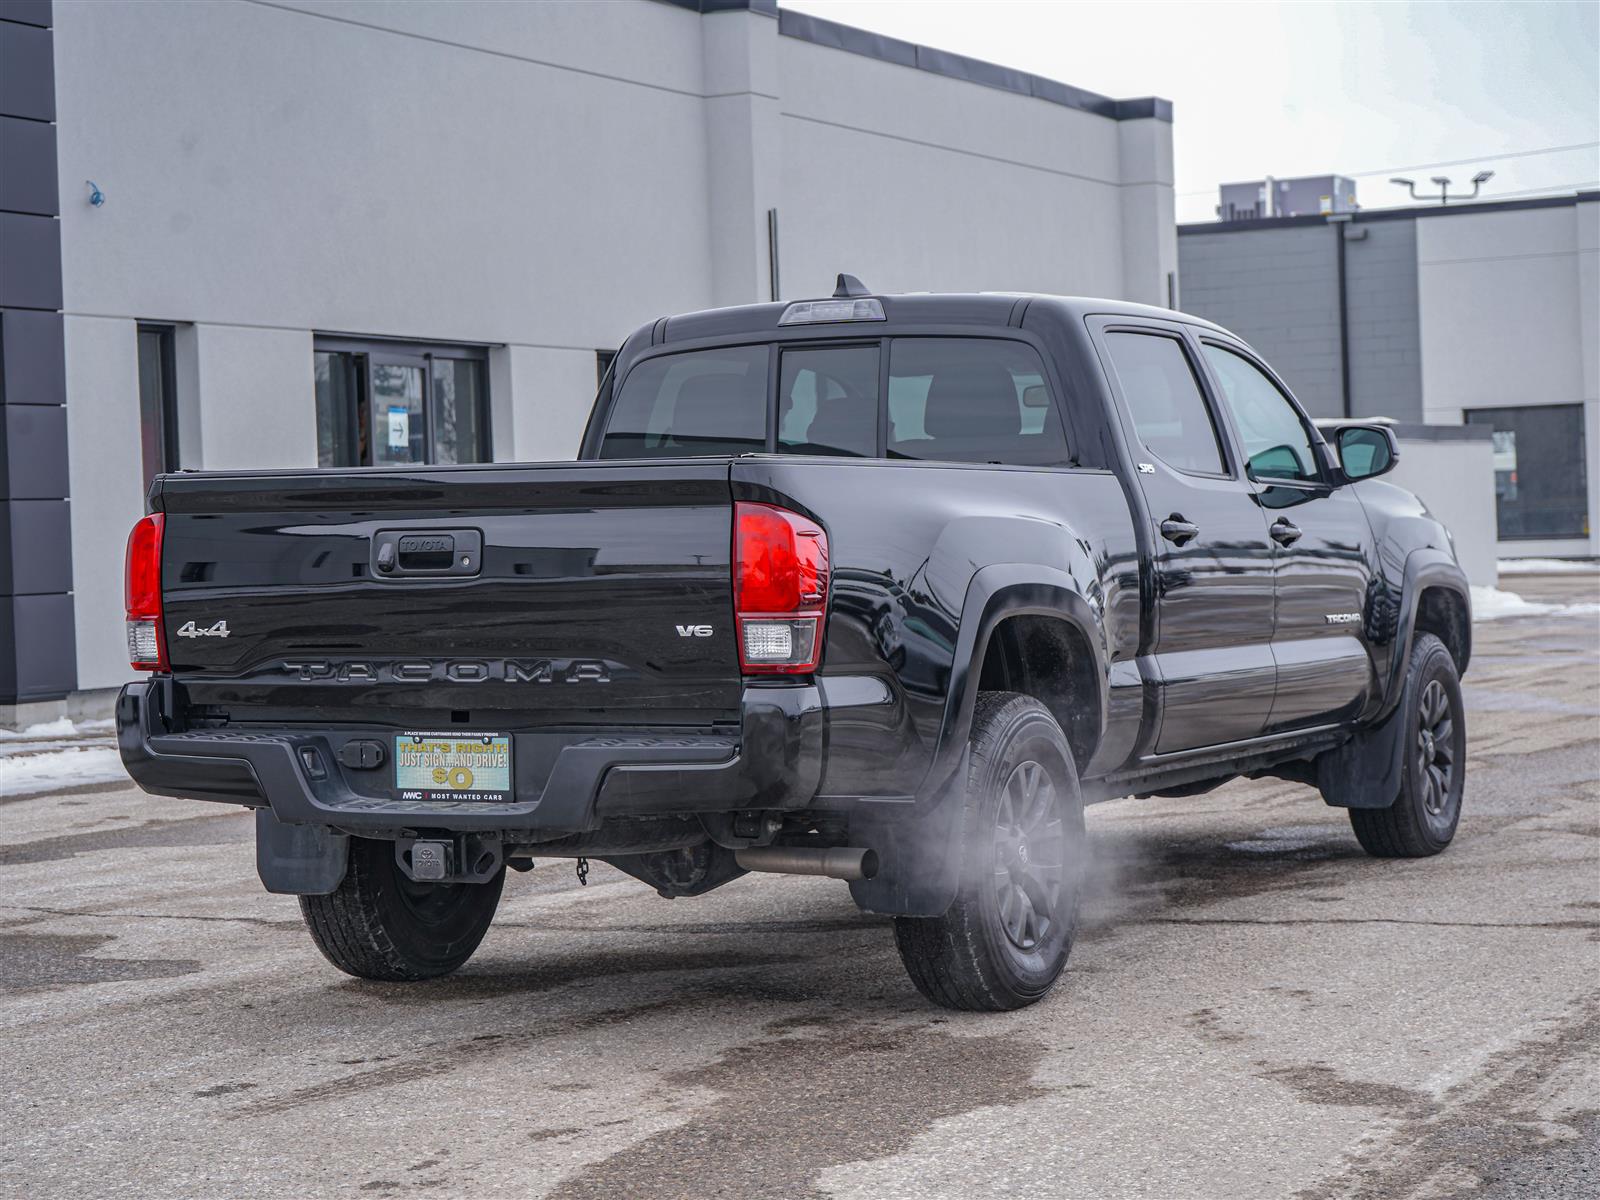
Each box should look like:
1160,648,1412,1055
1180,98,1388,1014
735,845,878,882
858,848,879,880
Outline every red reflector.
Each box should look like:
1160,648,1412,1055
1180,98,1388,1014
733,502,828,674
125,513,167,671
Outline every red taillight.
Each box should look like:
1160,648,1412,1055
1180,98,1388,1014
125,513,167,671
734,502,829,674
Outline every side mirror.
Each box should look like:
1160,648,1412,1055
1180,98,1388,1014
1336,425,1399,480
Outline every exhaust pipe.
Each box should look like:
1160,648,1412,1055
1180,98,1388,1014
735,846,878,882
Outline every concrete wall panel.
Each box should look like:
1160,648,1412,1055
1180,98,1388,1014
1416,207,1584,419
191,326,316,471
52,0,717,349
64,314,142,692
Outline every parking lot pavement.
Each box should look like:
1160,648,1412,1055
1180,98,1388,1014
3,574,1596,1200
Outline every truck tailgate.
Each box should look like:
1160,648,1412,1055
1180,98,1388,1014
153,461,741,724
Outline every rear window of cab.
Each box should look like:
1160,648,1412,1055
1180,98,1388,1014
598,338,1072,467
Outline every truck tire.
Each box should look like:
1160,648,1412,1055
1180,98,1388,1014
894,692,1086,1011
298,836,504,981
1349,632,1465,858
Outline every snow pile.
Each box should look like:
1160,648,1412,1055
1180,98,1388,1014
1471,585,1600,622
1498,558,1599,575
0,747,128,796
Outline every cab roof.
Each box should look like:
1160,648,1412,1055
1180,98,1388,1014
652,278,1228,346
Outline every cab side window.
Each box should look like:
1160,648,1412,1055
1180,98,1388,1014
887,338,1071,466
1102,332,1226,475
1201,344,1322,484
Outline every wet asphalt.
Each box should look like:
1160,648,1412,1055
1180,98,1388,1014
2,573,1596,1200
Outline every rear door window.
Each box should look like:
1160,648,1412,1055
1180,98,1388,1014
1102,332,1227,475
599,345,768,458
887,339,1070,466
778,346,878,457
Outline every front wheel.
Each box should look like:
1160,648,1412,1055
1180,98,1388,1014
299,836,504,980
1348,632,1466,857
894,692,1086,1011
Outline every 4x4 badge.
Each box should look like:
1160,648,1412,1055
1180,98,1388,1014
176,620,231,639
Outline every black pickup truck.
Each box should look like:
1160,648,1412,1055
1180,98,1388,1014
118,278,1470,1011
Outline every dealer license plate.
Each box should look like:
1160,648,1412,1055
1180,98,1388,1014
393,732,513,802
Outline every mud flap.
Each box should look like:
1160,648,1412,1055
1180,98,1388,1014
1317,700,1405,810
847,749,969,917
255,809,348,894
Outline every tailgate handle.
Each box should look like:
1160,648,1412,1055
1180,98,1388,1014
372,529,482,577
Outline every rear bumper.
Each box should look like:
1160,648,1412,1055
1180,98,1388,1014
116,679,823,836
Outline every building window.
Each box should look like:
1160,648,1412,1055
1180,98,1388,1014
313,337,490,468
137,324,179,486
1466,404,1589,540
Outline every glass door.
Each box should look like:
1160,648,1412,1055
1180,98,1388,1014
367,353,427,466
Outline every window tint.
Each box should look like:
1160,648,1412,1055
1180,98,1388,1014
887,339,1070,466
600,345,768,458
1201,344,1320,483
1104,333,1225,474
778,346,878,457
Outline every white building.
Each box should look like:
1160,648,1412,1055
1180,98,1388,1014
0,0,1177,724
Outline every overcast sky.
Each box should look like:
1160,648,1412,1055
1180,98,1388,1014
782,0,1600,223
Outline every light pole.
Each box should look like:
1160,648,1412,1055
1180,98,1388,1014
1390,171,1494,205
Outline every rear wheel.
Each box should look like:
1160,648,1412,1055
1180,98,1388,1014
1349,632,1465,857
894,692,1086,1011
299,836,504,980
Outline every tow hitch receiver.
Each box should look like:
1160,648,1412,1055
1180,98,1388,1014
410,840,450,881
396,834,503,884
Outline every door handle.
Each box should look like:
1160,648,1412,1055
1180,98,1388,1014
1159,515,1200,546
1270,518,1303,546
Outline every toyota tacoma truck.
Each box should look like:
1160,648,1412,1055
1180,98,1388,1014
117,277,1470,1011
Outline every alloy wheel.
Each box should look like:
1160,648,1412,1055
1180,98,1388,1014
1416,678,1457,817
992,758,1067,952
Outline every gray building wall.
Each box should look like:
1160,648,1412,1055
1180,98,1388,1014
1177,224,1344,417
1343,218,1423,421
1178,215,1427,423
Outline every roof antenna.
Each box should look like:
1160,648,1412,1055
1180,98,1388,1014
833,273,871,298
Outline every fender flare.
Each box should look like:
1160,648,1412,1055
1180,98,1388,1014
929,563,1109,789
1380,550,1471,718
849,564,1106,917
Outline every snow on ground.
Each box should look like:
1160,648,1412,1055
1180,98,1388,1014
0,716,124,796
0,747,128,796
1471,585,1600,622
1498,558,1599,574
